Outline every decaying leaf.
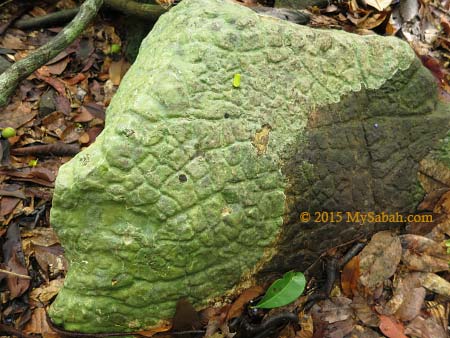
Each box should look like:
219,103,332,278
30,278,64,304
378,315,407,338
341,255,360,297
348,325,380,338
2,223,30,299
394,273,425,321
227,285,264,320
400,234,450,272
23,307,59,338
358,231,402,288
365,0,392,11
350,296,379,327
296,311,313,338
405,315,447,338
418,272,450,297
311,297,353,323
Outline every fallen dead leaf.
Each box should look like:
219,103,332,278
418,272,450,297
347,325,380,338
405,315,447,338
394,273,425,321
378,315,407,338
311,297,353,323
46,57,70,75
296,311,313,338
350,296,379,327
0,101,35,129
341,255,360,297
400,234,449,272
29,278,64,304
0,167,56,187
23,307,59,338
227,285,264,320
358,231,402,289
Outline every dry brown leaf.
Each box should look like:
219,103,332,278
358,231,402,288
6,250,30,299
341,256,360,297
109,59,129,86
350,296,379,327
1,34,27,50
378,315,407,338
0,101,35,129
357,12,388,30
311,297,353,323
366,0,392,11
64,73,86,86
400,235,449,272
0,197,20,216
434,190,450,214
30,278,64,304
34,245,67,277
78,132,90,144
23,307,59,338
418,272,450,297
73,106,95,123
109,59,122,86
46,57,70,75
0,167,56,187
226,285,264,320
137,322,172,337
347,325,380,338
296,311,313,338
394,273,425,321
22,227,60,247
35,74,66,96
425,301,448,333
405,315,447,338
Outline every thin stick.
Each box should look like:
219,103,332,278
0,268,31,279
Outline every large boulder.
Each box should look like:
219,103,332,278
49,0,450,333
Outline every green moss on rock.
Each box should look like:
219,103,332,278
49,0,450,333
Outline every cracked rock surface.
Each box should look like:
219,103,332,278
49,0,450,332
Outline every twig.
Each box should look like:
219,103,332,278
12,142,80,157
0,323,34,338
105,0,166,20
14,8,80,30
0,0,13,9
0,0,104,107
0,268,31,279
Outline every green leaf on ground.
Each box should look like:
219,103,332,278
254,271,306,309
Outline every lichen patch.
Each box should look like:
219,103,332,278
252,124,272,155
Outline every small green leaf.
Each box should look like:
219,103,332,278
254,271,306,309
28,159,38,167
233,73,241,88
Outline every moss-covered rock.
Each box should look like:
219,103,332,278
49,0,450,333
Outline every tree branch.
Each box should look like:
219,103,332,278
0,0,104,107
105,0,167,20
14,8,80,30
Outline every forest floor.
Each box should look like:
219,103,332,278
0,0,449,337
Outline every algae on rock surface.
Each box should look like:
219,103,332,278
49,0,450,333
